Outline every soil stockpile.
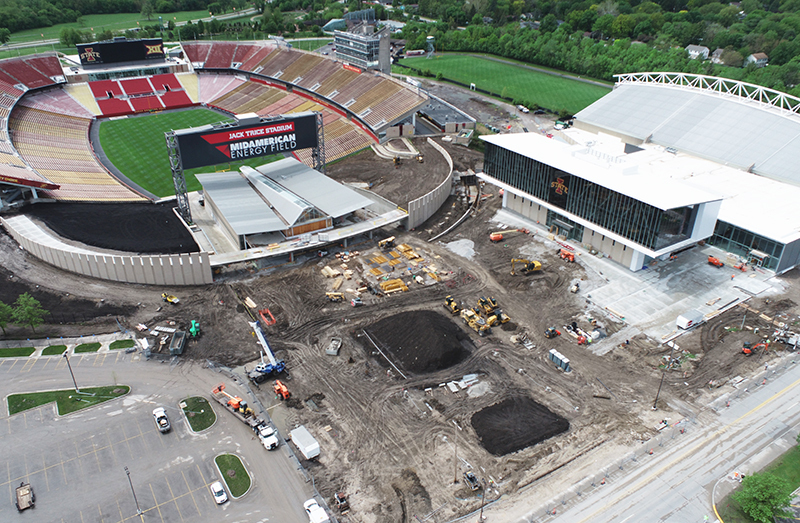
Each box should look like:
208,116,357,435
471,396,569,456
364,310,470,374
25,202,198,254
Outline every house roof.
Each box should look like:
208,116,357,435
750,52,768,60
686,45,709,53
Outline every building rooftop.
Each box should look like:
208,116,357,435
575,81,800,187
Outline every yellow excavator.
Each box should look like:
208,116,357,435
511,258,542,275
444,295,460,315
378,236,396,249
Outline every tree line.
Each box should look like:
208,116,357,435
0,293,48,334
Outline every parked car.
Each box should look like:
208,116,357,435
210,481,228,504
152,407,171,433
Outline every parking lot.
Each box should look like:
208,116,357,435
0,351,313,522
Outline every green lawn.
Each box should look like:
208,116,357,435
98,108,280,197
74,342,101,353
9,10,214,43
41,345,67,356
109,339,135,350
288,39,332,51
717,445,800,522
8,385,130,415
215,454,251,497
181,396,216,432
0,347,35,358
397,53,611,115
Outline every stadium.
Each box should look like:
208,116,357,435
0,38,458,285
480,72,800,274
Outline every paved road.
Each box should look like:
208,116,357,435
0,350,314,522
492,358,800,522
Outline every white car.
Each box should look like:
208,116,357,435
304,499,330,523
152,407,170,433
210,481,228,504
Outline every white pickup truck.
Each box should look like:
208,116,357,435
304,499,330,523
255,421,279,450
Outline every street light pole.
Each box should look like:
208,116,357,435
125,466,143,515
63,352,79,393
453,420,460,484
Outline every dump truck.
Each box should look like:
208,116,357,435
290,425,320,460
444,295,461,315
460,308,491,336
511,258,542,275
169,331,186,355
326,292,345,302
15,482,34,512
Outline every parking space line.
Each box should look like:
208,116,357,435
20,358,36,373
7,359,17,371
6,417,10,435
40,357,52,369
94,353,106,367
42,454,49,491
195,464,207,485
80,509,85,523
106,430,118,464
181,470,202,518
98,504,103,521
55,357,66,369
23,411,27,429
92,437,102,472
165,476,185,521
58,444,67,485
75,441,85,476
149,483,166,523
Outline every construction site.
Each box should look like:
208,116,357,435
2,134,799,523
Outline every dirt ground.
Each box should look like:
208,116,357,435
2,138,799,523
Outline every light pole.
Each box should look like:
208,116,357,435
124,466,143,515
478,477,487,521
453,420,461,484
63,351,79,393
653,342,676,410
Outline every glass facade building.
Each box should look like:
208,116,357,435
484,142,697,252
333,26,390,73
708,221,783,270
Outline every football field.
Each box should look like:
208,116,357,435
398,54,610,114
98,108,277,197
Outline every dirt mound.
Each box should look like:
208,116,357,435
25,202,198,254
364,310,470,374
471,396,569,456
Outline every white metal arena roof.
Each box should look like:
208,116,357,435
575,83,800,186
196,157,372,237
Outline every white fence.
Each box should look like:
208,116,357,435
2,216,213,286
407,138,453,230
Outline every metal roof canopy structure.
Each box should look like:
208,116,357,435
575,73,800,187
195,172,284,235
196,157,372,238
250,157,372,218
481,132,722,211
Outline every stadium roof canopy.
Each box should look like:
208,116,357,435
575,73,800,187
196,157,372,236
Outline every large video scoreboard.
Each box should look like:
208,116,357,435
77,38,165,66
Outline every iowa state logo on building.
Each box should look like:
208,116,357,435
551,177,569,195
80,48,101,62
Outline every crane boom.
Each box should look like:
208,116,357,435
250,321,278,366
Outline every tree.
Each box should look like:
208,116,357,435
0,27,10,44
0,300,12,335
12,293,48,333
141,0,154,21
733,472,792,523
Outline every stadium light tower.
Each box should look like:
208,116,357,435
426,36,435,59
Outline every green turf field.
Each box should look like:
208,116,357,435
99,108,280,198
9,10,213,43
398,54,611,114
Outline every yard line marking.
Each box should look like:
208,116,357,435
165,476,185,522
181,470,202,518
149,483,166,523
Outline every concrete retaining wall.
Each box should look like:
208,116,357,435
2,217,213,286
407,138,453,230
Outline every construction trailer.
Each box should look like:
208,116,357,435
290,425,320,460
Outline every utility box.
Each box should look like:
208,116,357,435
290,425,320,460
676,310,704,330
169,331,186,355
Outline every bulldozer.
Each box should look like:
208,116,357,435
511,258,542,275
460,308,491,336
378,236,396,249
558,249,575,262
273,380,290,400
161,293,180,304
326,292,345,302
485,310,511,327
477,296,499,315
444,295,461,315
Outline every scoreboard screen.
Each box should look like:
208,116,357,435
77,38,165,65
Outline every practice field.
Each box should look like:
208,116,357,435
98,108,278,198
398,54,610,114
